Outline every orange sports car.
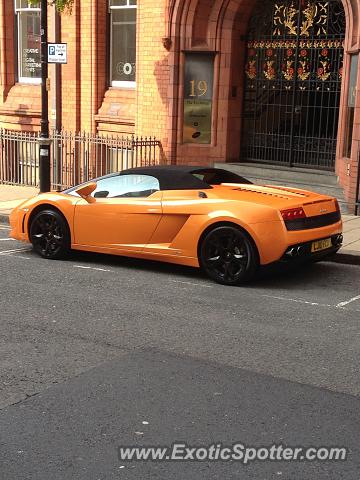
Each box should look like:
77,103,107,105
10,166,343,285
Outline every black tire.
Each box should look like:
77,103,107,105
199,226,258,285
29,209,70,260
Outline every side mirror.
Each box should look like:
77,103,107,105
75,182,97,203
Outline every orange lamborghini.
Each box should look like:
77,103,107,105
10,166,343,285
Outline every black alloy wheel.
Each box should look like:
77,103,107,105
30,209,70,260
200,226,258,285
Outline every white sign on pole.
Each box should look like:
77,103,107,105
48,43,68,64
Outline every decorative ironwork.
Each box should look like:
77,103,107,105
273,3,298,36
242,0,345,170
297,61,310,81
317,59,331,81
271,1,338,37
283,60,295,80
264,60,277,80
245,59,257,79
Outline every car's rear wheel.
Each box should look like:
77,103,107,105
199,226,258,285
30,209,70,260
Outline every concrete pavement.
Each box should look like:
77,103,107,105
0,184,38,223
0,183,359,264
340,215,360,263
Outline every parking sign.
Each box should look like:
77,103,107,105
48,43,67,64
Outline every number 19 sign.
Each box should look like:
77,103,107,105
48,43,68,64
183,53,214,144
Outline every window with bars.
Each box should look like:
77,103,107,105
15,0,41,84
109,0,137,88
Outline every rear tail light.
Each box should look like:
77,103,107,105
334,199,340,212
281,207,306,221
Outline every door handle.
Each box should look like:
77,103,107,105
146,208,161,213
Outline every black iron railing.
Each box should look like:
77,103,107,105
0,129,164,190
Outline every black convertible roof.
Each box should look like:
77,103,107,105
120,166,252,190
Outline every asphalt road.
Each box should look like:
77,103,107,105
0,224,360,479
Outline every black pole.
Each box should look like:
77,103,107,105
39,0,51,192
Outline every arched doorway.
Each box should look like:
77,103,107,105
241,0,346,170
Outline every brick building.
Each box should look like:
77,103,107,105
0,0,359,210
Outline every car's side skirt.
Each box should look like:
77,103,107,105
71,244,200,268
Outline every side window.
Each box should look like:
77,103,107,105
92,174,160,198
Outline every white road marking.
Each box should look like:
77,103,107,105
0,248,31,256
74,265,113,273
336,295,360,308
171,280,213,289
261,294,332,308
6,255,31,260
0,240,358,312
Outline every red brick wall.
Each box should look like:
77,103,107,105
334,1,360,212
60,1,81,131
0,0,359,209
169,0,360,211
95,2,137,135
170,0,255,167
0,1,41,131
136,0,170,151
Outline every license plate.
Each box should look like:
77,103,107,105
311,238,332,253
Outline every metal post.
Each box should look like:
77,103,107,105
39,0,51,192
355,146,360,216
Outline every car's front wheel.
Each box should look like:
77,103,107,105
199,226,258,285
30,209,70,260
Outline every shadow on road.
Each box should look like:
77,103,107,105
63,249,342,290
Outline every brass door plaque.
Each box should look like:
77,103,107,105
183,54,214,144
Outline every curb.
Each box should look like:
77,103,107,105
331,250,360,267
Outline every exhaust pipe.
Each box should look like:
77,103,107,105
286,246,306,258
297,246,306,256
334,234,343,246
